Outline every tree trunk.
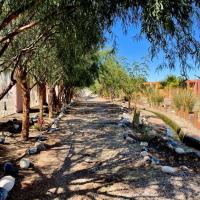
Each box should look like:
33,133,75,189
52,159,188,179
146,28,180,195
16,67,30,140
48,86,56,119
57,84,64,109
69,87,74,103
39,83,45,119
128,99,131,109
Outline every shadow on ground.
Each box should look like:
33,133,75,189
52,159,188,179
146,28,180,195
7,100,200,200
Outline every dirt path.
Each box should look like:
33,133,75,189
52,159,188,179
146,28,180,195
8,97,200,200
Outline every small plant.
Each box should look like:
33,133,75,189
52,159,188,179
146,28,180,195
33,118,45,131
172,89,196,113
172,90,182,111
144,86,164,107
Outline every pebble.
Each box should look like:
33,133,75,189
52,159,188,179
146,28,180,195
140,151,148,157
48,128,60,133
37,135,48,142
161,166,177,174
126,136,136,143
140,142,148,147
57,113,64,119
34,141,46,151
151,157,160,165
19,158,31,169
181,166,190,171
121,118,131,126
27,147,38,155
3,162,14,174
0,187,8,200
0,137,5,144
175,147,185,154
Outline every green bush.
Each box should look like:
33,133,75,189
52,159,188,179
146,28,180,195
144,86,164,107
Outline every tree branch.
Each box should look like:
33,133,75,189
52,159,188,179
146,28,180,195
0,0,38,31
0,21,39,44
0,66,16,100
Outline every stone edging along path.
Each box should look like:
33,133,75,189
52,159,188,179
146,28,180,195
145,108,200,151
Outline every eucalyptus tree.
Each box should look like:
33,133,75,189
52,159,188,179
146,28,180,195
123,62,148,108
93,50,127,99
0,0,200,140
0,0,200,84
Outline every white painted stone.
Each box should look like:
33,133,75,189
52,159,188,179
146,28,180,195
143,156,151,162
140,142,148,147
19,158,31,169
0,176,15,192
161,166,177,174
140,151,148,157
175,147,185,154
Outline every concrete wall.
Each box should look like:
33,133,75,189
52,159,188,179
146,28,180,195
30,85,39,108
0,72,17,117
0,72,41,118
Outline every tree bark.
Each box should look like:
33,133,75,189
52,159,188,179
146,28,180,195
16,67,30,140
39,83,45,119
128,99,131,109
48,86,56,119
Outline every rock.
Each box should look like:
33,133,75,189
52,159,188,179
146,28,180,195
3,162,14,174
167,142,174,150
140,151,148,157
121,118,131,126
126,136,136,143
181,166,190,171
0,137,5,144
4,132,13,137
143,155,151,162
36,135,48,142
19,158,31,169
34,141,46,151
53,118,59,124
175,147,185,154
151,156,160,165
140,142,148,147
142,147,148,152
3,162,18,176
57,113,64,119
0,187,8,200
162,136,168,141
141,117,148,125
122,113,130,119
166,128,173,137
161,166,177,174
0,176,15,192
27,147,38,155
48,128,60,133
51,123,58,129
168,139,177,146
13,124,20,130
118,122,123,127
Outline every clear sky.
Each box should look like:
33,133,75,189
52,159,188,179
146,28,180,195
105,21,200,82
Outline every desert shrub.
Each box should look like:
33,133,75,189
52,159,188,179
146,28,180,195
172,89,196,113
144,86,164,107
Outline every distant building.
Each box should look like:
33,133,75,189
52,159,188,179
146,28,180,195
186,80,200,95
0,72,40,118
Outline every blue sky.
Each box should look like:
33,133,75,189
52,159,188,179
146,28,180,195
106,21,200,82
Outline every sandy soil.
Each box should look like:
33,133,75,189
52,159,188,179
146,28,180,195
1,97,200,200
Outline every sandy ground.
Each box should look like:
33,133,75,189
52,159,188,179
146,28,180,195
1,97,200,200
